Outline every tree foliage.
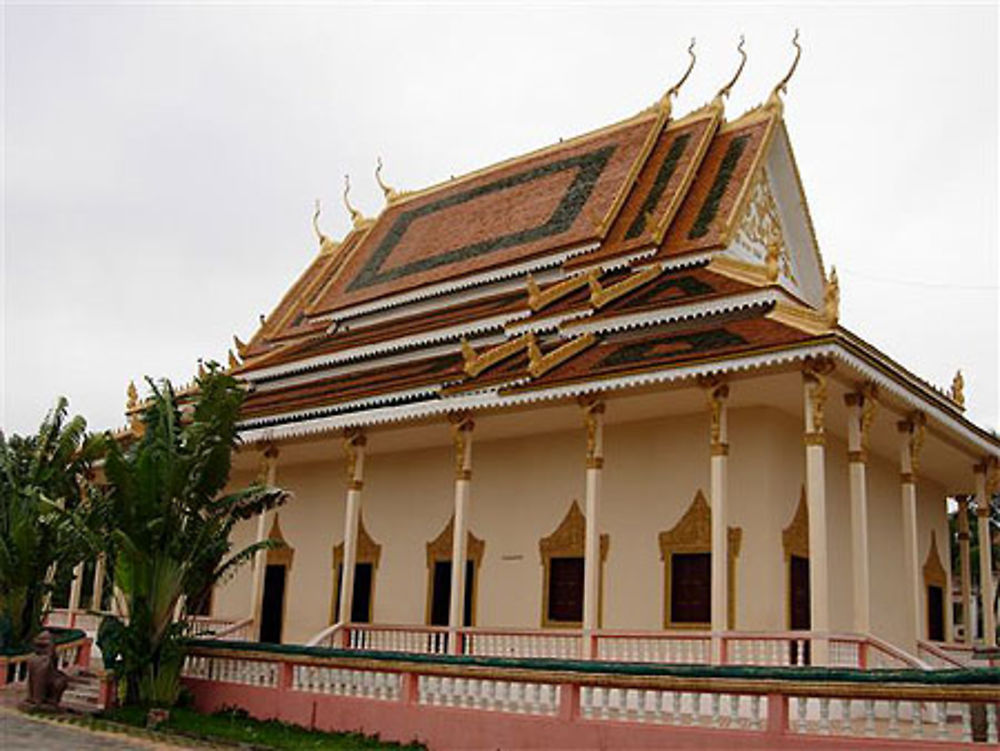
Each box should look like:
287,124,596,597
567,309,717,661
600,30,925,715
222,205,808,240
0,398,102,650
68,366,290,706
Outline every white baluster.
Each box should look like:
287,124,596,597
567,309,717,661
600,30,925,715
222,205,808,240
864,698,876,737
988,703,999,744
961,703,972,743
580,685,592,719
750,695,762,731
796,697,808,733
711,693,721,728
839,697,851,735
888,699,900,738
671,691,682,725
936,701,949,740
819,697,831,735
728,694,739,729
912,700,924,739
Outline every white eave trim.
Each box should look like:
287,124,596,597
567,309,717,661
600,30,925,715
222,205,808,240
318,242,599,323
237,339,1000,459
245,314,522,383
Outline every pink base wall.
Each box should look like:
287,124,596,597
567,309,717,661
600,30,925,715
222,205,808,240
183,678,966,751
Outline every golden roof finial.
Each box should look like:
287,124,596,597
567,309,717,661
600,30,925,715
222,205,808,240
228,349,240,371
716,35,747,100
197,359,206,379
951,369,965,409
658,38,696,115
768,29,802,108
375,157,398,201
667,38,696,99
824,266,840,327
343,174,367,230
233,334,248,358
126,380,138,411
311,199,339,254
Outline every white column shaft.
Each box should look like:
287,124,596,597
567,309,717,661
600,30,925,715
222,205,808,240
338,438,366,624
250,451,278,638
957,499,973,643
709,389,729,665
975,468,996,647
804,377,829,666
899,436,921,645
68,562,84,612
582,405,604,642
845,398,870,635
448,422,473,650
92,554,106,613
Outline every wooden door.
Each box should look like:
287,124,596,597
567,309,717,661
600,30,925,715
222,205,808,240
547,557,585,624
430,560,474,627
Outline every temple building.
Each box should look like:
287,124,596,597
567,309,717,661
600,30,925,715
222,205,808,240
127,41,999,667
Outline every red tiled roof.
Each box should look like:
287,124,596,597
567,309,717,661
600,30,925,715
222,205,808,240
306,113,661,316
565,105,721,270
655,108,777,259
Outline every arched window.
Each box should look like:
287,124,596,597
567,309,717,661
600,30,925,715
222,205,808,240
260,514,293,644
923,530,948,642
658,490,742,629
331,514,382,624
539,501,608,628
425,514,484,627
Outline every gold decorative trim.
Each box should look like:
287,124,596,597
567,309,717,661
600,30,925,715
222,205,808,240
900,472,915,485
450,415,474,479
950,370,965,410
985,458,999,496
766,301,830,336
824,267,840,327
734,167,794,282
461,334,530,378
266,514,294,568
331,515,382,624
375,157,399,202
847,450,867,464
580,397,605,466
349,480,364,491
710,443,730,457
539,501,608,628
343,175,375,231
782,488,809,562
425,514,485,626
588,265,662,309
586,457,604,470
312,199,341,255
705,255,770,287
922,531,947,589
976,504,991,518
343,430,365,481
860,385,878,452
457,469,472,481
704,382,729,446
803,432,825,447
526,270,597,312
528,333,597,378
658,490,741,629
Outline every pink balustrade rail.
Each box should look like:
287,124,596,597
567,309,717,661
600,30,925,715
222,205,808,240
307,623,925,669
181,642,1000,750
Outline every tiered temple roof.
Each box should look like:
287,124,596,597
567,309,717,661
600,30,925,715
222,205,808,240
221,41,993,453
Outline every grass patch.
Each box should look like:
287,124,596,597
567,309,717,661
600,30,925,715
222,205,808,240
101,706,427,750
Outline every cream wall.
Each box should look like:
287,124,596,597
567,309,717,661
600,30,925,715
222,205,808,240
212,403,954,653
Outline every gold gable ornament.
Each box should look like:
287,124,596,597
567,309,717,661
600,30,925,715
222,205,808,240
343,175,374,231
715,35,747,102
767,29,802,111
950,370,966,410
655,38,696,117
375,157,399,202
233,334,248,359
311,199,340,255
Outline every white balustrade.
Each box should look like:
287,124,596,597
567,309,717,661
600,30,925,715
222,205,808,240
181,655,280,688
596,634,711,664
418,674,559,716
581,686,767,730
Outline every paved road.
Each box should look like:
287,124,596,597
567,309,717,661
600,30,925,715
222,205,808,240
0,707,202,750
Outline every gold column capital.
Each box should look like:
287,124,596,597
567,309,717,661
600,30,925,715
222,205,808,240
580,396,605,467
450,413,474,480
702,379,729,454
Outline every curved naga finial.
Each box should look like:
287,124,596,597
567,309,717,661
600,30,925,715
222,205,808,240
311,199,338,253
770,29,802,105
375,157,398,201
667,38,697,100
342,174,366,229
716,35,747,100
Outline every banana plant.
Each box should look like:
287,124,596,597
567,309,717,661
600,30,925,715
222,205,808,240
67,365,290,706
0,398,101,650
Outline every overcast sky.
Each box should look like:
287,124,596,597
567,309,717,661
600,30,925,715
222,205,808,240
2,2,998,438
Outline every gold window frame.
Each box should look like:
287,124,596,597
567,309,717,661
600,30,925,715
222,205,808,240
782,487,809,629
539,501,609,629
330,515,382,624
424,513,485,626
658,490,742,630
922,530,948,641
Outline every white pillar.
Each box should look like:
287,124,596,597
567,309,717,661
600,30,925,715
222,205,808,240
249,444,279,640
581,399,605,656
803,364,831,665
974,462,996,647
957,497,974,643
845,391,873,635
706,383,730,664
898,417,924,648
68,563,84,613
338,431,367,625
92,555,106,613
448,414,474,654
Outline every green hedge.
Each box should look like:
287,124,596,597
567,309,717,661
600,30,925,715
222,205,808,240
185,638,1000,686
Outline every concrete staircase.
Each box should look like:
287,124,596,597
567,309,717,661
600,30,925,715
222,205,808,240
62,669,103,714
